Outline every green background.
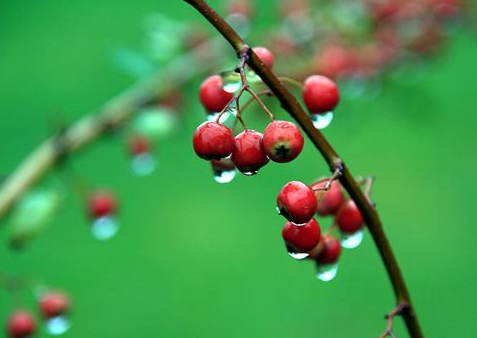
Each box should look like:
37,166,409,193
0,0,476,337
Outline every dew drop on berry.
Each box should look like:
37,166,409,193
286,244,309,260
91,216,120,241
316,263,339,282
131,153,156,176
311,112,333,129
340,230,364,249
221,71,242,93
45,315,71,336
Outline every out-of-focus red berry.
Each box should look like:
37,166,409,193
336,200,364,234
302,75,340,114
199,75,234,113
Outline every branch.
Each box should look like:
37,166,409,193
183,1,424,337
0,38,224,222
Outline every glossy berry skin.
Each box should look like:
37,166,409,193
302,75,340,114
231,130,269,174
282,218,321,253
252,46,274,69
263,120,304,163
88,191,116,219
40,292,70,319
311,179,345,216
6,311,36,338
129,136,150,156
199,75,233,113
277,181,317,224
316,235,341,265
336,200,364,233
193,122,234,160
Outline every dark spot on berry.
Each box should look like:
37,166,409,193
274,144,290,159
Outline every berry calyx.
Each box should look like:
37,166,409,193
263,120,304,163
252,46,274,69
231,130,269,174
282,218,321,253
193,122,234,160
302,75,340,114
336,200,364,233
129,136,150,156
88,191,116,219
277,181,317,224
316,235,341,265
6,311,36,338
311,179,345,216
40,291,70,319
199,75,234,113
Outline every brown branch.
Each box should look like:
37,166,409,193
183,1,424,337
0,38,225,222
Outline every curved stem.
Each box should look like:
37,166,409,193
183,1,424,337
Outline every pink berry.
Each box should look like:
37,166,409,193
277,181,317,224
231,130,269,174
88,191,116,219
336,200,364,233
282,218,321,253
316,235,341,265
199,75,234,113
193,122,234,160
129,136,150,156
311,179,345,216
6,311,36,338
302,75,340,114
40,291,70,319
262,120,304,163
253,46,274,69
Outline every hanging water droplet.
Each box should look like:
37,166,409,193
340,230,364,249
241,171,257,176
316,263,339,282
91,216,119,241
131,153,156,176
225,13,250,37
311,112,333,129
286,244,309,260
206,111,234,123
45,315,71,336
291,222,307,227
220,71,241,93
211,158,236,184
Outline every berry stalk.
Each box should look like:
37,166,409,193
183,0,424,337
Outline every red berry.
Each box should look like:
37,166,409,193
40,291,70,319
6,311,36,338
193,122,234,160
88,191,116,219
129,136,150,156
311,179,345,216
199,75,234,113
277,181,317,224
227,0,255,17
231,130,269,174
316,235,341,265
303,75,340,114
336,200,364,233
262,120,304,163
282,218,321,253
252,46,274,69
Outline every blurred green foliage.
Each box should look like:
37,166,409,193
0,0,476,337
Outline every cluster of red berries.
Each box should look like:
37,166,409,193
6,291,70,338
193,119,304,175
277,179,365,279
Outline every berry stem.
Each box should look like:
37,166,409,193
279,76,304,90
184,1,424,337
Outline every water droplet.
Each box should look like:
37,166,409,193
316,263,339,282
311,112,333,129
206,111,234,123
221,71,242,93
276,206,282,215
291,222,307,227
131,153,156,176
286,244,309,260
45,316,71,335
91,216,119,241
226,13,250,37
340,230,364,249
241,171,257,176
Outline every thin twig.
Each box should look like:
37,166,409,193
380,303,409,338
